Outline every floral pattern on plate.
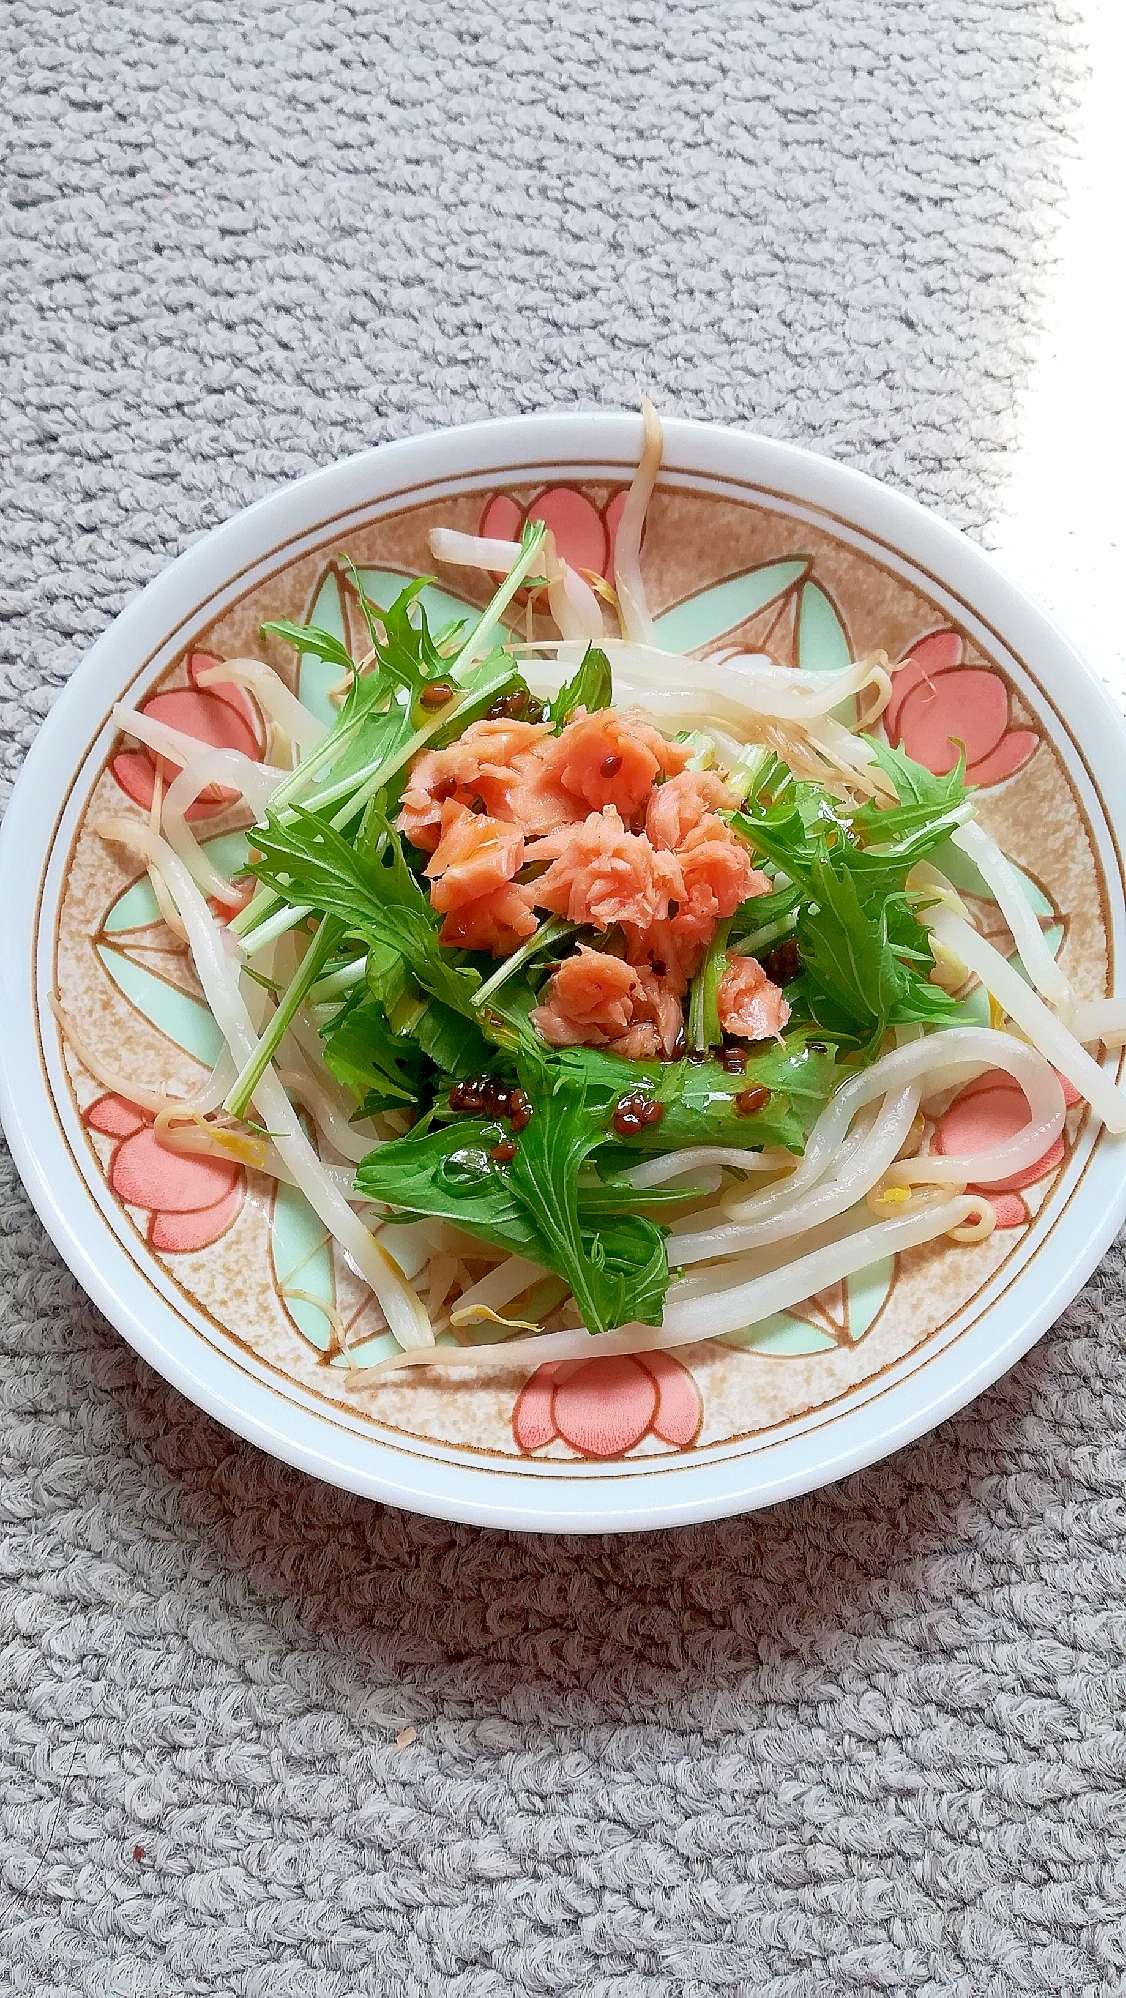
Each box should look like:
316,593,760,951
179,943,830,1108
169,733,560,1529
884,628,1039,787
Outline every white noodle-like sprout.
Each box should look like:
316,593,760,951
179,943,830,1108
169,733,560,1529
145,768,189,941
1068,998,1126,1048
277,1069,381,1165
670,1084,921,1263
621,1145,796,1190
425,1255,460,1318
152,1107,270,1169
543,529,605,645
450,1256,550,1324
429,528,526,571
723,1027,1064,1230
150,1110,309,1191
606,679,891,799
719,1086,879,1228
906,860,970,920
93,817,433,1348
927,909,1126,1133
162,761,250,908
112,704,285,809
429,526,605,645
594,643,893,723
194,659,327,750
50,994,236,1117
613,395,663,646
365,1194,981,1376
806,715,898,797
952,820,1074,1019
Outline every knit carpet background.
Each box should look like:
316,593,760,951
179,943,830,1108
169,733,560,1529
4,4,1126,1994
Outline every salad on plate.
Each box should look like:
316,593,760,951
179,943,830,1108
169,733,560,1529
53,403,1126,1380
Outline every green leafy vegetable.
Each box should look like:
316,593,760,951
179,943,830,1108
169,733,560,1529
729,742,973,1048
851,737,974,841
728,879,803,941
504,1050,667,1331
251,810,482,1021
260,618,355,676
583,1040,841,1165
549,645,613,729
340,567,452,699
357,1120,540,1254
795,856,956,1044
355,1064,671,1333
321,993,425,1114
245,591,982,1344
411,998,494,1077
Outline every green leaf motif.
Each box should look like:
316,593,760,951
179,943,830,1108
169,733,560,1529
798,580,854,725
797,581,851,673
104,833,252,935
96,947,222,1066
652,560,808,653
728,1317,837,1356
251,812,482,1022
724,1255,894,1354
271,1177,337,1354
270,1150,401,1370
931,837,1055,920
928,834,1065,986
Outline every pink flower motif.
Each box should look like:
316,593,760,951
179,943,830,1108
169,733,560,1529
884,629,1038,787
933,1067,1081,1228
513,1350,702,1459
85,1094,244,1251
478,486,630,588
112,653,266,820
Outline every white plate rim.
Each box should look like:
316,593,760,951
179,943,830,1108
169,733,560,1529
3,409,1125,1531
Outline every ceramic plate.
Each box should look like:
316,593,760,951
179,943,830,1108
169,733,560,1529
3,413,1125,1531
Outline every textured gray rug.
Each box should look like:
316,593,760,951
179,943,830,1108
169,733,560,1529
5,4,1126,1994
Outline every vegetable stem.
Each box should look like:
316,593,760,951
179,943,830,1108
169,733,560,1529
308,955,369,1005
688,917,733,1053
737,910,799,958
473,918,577,1008
238,901,314,959
261,709,367,815
675,730,717,770
230,883,280,938
225,919,340,1119
450,521,546,678
725,742,771,804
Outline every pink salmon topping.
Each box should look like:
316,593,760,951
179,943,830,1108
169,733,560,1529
396,698,777,1042
424,802,524,914
645,768,737,850
529,806,684,931
437,883,536,956
538,707,689,820
676,816,770,928
717,953,792,1041
531,947,640,1046
531,950,684,1060
395,717,554,851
